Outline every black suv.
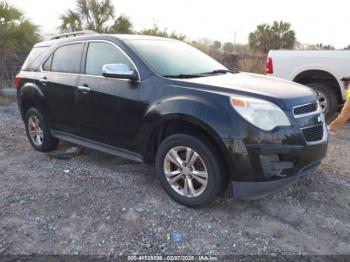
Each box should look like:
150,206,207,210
16,32,328,207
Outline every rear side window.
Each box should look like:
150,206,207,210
50,43,84,73
85,42,133,76
42,54,53,71
22,46,48,71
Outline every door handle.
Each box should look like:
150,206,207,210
77,85,90,93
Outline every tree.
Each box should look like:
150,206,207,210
223,42,234,53
0,1,40,50
249,21,296,53
139,23,186,41
211,40,221,50
300,43,335,50
59,0,131,33
346,45,350,50
0,1,40,87
191,41,210,53
314,43,335,50
232,44,250,54
110,15,133,34
59,10,82,32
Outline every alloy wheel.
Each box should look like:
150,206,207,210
28,115,44,146
315,90,328,114
163,146,208,198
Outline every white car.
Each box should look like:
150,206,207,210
266,50,350,119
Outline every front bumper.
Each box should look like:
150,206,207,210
223,115,328,200
232,160,320,200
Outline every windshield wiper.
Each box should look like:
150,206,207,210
163,68,239,79
163,74,203,79
199,68,239,76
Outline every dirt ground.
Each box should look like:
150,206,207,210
0,103,349,256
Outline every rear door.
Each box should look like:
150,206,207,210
76,41,141,151
40,42,84,134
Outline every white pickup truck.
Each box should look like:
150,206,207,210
266,50,350,119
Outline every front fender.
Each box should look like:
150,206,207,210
137,94,236,165
142,94,233,136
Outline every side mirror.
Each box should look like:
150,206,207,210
102,64,138,80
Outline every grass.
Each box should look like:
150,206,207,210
238,56,266,74
0,95,16,106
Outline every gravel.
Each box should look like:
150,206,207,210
0,103,350,255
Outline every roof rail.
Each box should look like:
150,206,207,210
50,30,97,40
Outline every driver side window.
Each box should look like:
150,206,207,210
85,42,133,76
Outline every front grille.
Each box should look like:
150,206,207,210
302,124,324,142
293,102,318,116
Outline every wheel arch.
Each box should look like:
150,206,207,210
143,115,234,184
18,82,48,119
293,69,343,103
148,115,227,154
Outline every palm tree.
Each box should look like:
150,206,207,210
249,24,272,53
249,21,296,53
59,0,116,33
59,10,82,32
270,21,296,49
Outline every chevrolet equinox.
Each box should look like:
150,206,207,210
16,32,328,207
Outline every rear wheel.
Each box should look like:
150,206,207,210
155,134,226,207
25,108,59,152
306,82,338,121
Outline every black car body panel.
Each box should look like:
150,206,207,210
176,73,316,110
17,34,328,200
76,74,142,150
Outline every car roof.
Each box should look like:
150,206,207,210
34,34,178,48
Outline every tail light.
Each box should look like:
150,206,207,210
265,57,273,74
15,74,21,89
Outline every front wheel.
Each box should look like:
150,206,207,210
155,134,226,207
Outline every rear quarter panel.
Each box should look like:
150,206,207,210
17,72,47,119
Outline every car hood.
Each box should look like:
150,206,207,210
173,72,317,109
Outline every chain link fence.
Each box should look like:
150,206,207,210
0,49,28,89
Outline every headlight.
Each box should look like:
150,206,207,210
230,96,291,131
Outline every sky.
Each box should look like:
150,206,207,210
10,0,350,48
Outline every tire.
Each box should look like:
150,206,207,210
155,134,226,207
306,82,338,121
25,108,59,152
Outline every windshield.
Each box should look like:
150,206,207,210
126,39,228,77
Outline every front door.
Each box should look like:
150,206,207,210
76,41,142,151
